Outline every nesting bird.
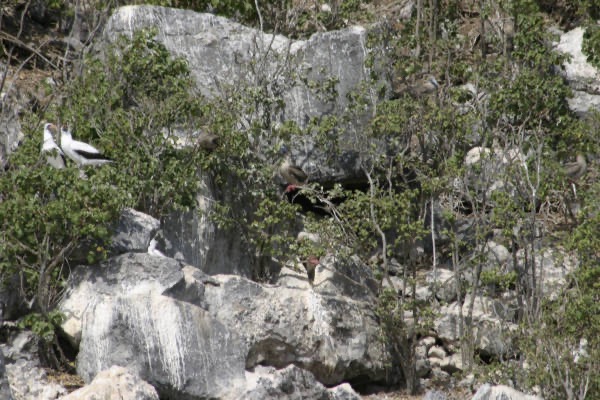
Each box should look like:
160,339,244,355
60,126,112,167
41,123,66,169
197,131,219,151
279,146,308,192
392,73,439,99
564,154,587,199
564,154,587,182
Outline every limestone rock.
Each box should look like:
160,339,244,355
428,346,446,359
242,365,361,400
59,253,184,347
111,208,160,254
59,366,158,400
554,27,600,117
0,350,12,400
6,358,66,400
434,294,517,357
60,253,247,399
0,87,23,171
440,353,463,374
427,268,457,302
203,274,386,385
103,5,384,184
471,384,542,400
516,247,577,300
423,390,447,400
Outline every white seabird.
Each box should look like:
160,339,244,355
60,126,112,167
42,123,66,169
147,238,166,258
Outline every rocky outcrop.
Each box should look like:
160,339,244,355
59,244,385,398
0,349,12,400
59,366,158,400
103,5,383,184
204,271,384,385
434,293,517,358
99,5,390,275
1,331,66,400
61,253,246,399
471,384,542,400
554,27,600,117
111,208,160,254
0,84,23,170
242,365,361,400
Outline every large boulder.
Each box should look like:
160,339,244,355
516,247,577,300
203,271,385,385
554,27,600,117
59,252,184,347
59,366,159,400
1,331,66,400
434,294,517,358
103,5,384,183
242,365,361,400
111,208,160,254
101,6,388,275
60,250,385,397
61,253,247,399
471,384,542,400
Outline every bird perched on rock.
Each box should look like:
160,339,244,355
392,73,439,99
564,154,587,182
41,123,66,169
302,256,320,283
564,154,587,198
60,126,113,167
279,146,308,192
197,131,219,151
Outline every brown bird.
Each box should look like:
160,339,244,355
279,146,308,192
302,256,320,283
197,131,219,151
392,73,439,99
564,154,587,182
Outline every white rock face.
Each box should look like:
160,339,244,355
428,346,447,359
554,27,600,116
111,208,160,254
60,253,247,399
434,294,517,357
471,384,543,400
242,365,361,400
6,358,66,400
203,273,386,385
516,247,577,300
555,27,599,88
59,366,159,400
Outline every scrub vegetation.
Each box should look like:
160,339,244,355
0,0,598,397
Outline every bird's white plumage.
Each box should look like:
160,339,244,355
60,127,112,167
42,123,65,169
147,238,166,258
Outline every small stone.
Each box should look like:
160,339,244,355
321,3,332,13
428,345,446,359
419,336,436,350
429,356,443,368
416,358,431,378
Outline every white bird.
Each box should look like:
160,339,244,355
60,126,112,167
147,238,166,258
42,123,66,169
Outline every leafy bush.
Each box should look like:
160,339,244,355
0,29,216,360
582,24,600,70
